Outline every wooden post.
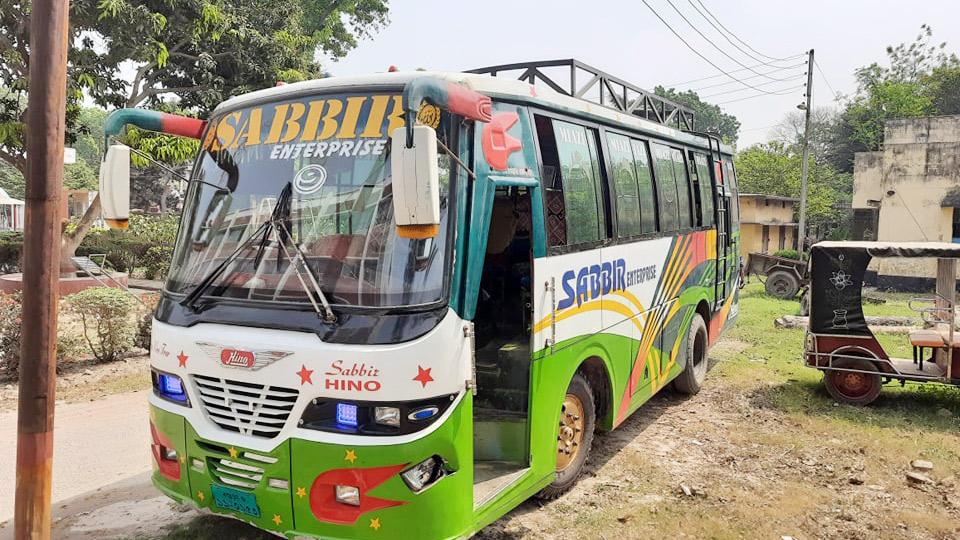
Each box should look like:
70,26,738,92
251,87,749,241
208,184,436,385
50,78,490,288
936,258,956,379
15,0,69,537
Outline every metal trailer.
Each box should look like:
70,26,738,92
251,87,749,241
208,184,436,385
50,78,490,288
744,251,807,299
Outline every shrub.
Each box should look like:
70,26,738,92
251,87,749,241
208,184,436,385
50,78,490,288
135,293,160,350
0,292,22,379
773,249,801,260
0,232,24,273
66,287,136,363
143,245,173,280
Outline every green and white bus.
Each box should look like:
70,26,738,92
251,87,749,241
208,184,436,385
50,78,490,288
99,59,740,539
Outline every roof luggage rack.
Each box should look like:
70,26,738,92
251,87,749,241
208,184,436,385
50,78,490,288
466,59,695,131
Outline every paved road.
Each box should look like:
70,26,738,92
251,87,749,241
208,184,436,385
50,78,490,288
0,390,151,523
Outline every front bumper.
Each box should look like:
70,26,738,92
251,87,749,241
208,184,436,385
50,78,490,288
149,394,474,540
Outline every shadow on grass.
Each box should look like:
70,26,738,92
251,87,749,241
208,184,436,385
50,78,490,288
750,375,960,434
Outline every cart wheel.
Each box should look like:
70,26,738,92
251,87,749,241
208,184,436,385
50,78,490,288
799,289,810,316
823,356,882,406
765,270,800,299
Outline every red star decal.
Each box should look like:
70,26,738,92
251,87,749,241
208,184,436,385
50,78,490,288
413,366,434,388
297,365,314,385
177,351,188,368
309,463,408,524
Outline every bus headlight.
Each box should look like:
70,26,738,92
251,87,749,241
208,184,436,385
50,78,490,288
335,485,360,506
401,456,447,493
373,406,401,427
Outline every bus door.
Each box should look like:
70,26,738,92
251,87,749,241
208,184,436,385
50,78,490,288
705,136,731,310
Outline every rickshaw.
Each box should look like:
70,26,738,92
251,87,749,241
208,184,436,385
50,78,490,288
804,241,960,405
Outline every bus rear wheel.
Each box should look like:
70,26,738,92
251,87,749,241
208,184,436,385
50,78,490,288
673,314,708,395
537,374,595,500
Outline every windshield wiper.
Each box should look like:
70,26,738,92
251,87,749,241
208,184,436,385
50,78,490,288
180,183,338,324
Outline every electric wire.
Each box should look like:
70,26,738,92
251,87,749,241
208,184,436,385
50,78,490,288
693,0,800,62
664,58,806,87
715,85,806,105
663,0,799,83
701,77,806,99
814,59,842,101
686,0,800,68
690,63,806,91
640,0,800,94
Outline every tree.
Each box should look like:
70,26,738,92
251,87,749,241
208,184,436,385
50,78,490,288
771,107,837,163
0,0,390,264
827,24,959,172
735,142,852,239
654,86,740,143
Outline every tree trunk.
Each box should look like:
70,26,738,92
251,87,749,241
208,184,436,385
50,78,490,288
59,194,101,274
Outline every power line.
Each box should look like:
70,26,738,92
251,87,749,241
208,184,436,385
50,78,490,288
664,58,806,87
662,0,798,83
814,59,842,101
693,0,798,62
639,0,799,94
686,0,800,68
715,85,806,105
691,65,806,92
701,77,806,99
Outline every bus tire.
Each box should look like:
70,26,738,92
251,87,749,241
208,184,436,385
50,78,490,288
537,374,596,500
673,314,708,395
823,357,882,406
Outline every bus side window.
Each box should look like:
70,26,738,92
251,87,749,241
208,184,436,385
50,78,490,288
534,115,567,247
605,132,642,238
536,116,607,247
724,160,740,228
630,139,657,234
693,153,715,227
651,143,678,232
671,148,693,230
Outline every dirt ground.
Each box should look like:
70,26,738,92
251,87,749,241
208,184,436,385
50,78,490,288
6,284,960,539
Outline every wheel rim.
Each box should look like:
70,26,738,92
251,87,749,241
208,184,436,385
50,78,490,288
771,278,790,295
830,370,874,399
556,394,585,472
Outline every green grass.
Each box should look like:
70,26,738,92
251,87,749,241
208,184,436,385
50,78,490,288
714,283,960,438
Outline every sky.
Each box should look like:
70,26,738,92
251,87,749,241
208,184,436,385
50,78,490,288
322,0,960,148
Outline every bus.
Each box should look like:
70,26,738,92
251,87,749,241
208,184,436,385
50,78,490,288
99,59,740,539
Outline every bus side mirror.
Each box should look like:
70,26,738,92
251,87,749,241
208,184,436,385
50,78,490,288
390,125,440,239
99,144,131,229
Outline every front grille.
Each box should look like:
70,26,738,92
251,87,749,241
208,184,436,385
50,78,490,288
208,457,265,490
193,375,299,438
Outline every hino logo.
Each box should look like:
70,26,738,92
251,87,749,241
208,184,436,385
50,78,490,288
195,342,293,371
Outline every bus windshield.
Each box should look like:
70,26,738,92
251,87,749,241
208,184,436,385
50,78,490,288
166,92,453,309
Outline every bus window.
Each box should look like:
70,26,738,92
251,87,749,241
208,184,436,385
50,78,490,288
693,153,715,227
605,133,641,238
671,148,693,229
724,160,740,227
630,139,657,234
547,119,606,246
651,143,678,232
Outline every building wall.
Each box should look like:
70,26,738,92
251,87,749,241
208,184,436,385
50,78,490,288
739,196,795,224
853,115,960,287
740,223,797,259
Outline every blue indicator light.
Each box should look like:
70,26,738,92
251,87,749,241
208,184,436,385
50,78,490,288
157,373,188,403
336,403,359,428
409,406,439,421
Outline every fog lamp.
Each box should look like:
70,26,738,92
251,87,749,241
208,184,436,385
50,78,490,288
401,456,445,493
374,406,401,427
335,485,360,506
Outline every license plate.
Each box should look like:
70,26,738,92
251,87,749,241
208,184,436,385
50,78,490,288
211,484,261,518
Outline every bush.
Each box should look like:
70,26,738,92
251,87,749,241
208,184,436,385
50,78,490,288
143,245,173,280
773,249,801,260
135,293,160,350
0,292,22,379
0,232,24,273
66,287,136,363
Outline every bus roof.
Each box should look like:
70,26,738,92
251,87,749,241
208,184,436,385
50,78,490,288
215,70,734,156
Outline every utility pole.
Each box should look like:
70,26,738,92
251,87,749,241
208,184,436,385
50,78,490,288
797,48,815,251
15,0,69,537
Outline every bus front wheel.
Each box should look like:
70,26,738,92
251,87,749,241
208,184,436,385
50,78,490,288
537,374,596,500
673,314,708,395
